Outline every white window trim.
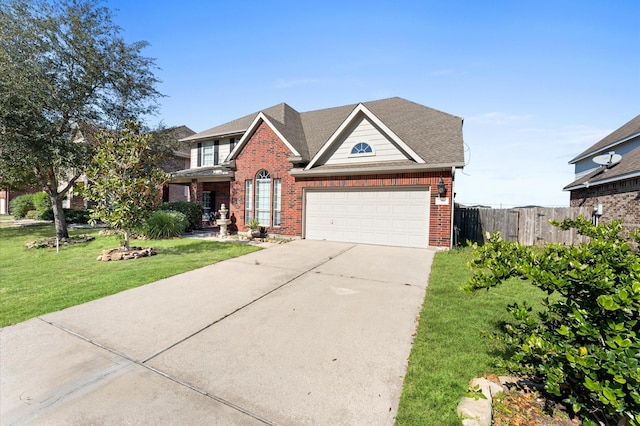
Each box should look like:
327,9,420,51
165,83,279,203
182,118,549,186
348,142,376,158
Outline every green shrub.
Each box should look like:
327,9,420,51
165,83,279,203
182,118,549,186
25,210,39,220
32,192,51,217
466,217,639,426
64,209,89,224
141,210,187,239
9,194,35,219
160,201,202,231
40,208,89,223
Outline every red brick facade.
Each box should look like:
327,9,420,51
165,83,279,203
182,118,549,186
223,121,454,247
230,122,298,235
570,177,640,233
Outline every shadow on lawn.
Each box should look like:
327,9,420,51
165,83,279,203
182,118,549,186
156,240,253,256
0,224,55,237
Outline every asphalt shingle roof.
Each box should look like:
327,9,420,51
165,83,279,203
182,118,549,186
570,114,640,163
564,144,640,189
180,97,464,167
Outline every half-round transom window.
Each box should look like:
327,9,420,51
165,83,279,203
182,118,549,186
351,142,373,155
256,170,270,180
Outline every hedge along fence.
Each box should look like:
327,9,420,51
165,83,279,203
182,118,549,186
455,206,593,246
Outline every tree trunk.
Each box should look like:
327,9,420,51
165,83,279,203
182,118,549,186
123,230,130,251
50,193,69,239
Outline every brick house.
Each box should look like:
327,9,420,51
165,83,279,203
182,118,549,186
171,97,465,248
0,187,38,215
564,114,640,232
63,125,196,210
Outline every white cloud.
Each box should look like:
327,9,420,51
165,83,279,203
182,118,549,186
467,112,534,125
518,125,611,148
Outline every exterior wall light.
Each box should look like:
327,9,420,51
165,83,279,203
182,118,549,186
437,178,447,197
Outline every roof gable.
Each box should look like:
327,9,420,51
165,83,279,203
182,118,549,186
228,111,301,160
318,114,410,166
306,103,423,169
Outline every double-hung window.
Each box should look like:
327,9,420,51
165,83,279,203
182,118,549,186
244,180,253,222
202,141,214,166
273,179,281,226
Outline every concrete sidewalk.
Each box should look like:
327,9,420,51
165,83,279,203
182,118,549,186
1,240,435,425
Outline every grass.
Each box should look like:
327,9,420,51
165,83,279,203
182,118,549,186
395,247,549,426
0,225,260,327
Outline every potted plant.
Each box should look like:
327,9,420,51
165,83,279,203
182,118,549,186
246,218,261,239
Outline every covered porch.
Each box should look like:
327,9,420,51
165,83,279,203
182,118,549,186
170,166,234,229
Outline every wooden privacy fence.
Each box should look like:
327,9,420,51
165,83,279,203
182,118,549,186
454,206,593,246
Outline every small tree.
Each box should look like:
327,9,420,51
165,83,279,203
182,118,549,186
84,121,169,250
465,217,639,426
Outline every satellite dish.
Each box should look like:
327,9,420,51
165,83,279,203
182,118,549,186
593,151,622,167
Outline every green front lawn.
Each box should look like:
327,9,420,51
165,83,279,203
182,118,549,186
396,247,548,425
0,225,260,327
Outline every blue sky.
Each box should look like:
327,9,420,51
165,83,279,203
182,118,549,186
108,0,639,207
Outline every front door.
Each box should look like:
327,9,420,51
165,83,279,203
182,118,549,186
203,191,212,221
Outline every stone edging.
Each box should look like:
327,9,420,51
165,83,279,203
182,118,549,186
457,376,520,426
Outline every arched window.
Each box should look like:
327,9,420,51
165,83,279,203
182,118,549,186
255,170,271,226
350,142,373,155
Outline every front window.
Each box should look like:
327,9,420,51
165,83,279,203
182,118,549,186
202,191,211,221
244,180,253,222
202,141,214,166
255,170,271,226
273,178,281,226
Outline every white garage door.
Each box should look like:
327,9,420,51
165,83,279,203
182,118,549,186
305,188,430,248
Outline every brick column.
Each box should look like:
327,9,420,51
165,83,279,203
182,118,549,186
190,179,199,203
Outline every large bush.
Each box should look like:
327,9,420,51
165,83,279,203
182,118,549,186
160,201,202,231
32,191,51,217
466,217,639,426
40,208,89,224
141,210,187,239
9,194,35,218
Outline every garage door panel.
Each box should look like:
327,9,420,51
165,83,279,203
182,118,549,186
305,189,430,248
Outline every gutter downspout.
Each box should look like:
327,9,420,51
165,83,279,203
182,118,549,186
450,166,456,249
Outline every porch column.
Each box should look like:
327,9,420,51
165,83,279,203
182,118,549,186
190,179,200,203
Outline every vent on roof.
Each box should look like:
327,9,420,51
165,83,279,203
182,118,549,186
592,151,622,168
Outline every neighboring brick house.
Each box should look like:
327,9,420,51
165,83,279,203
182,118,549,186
63,125,195,210
564,114,640,232
171,97,465,248
0,187,38,215
156,125,196,203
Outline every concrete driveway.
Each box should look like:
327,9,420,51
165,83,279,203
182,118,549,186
1,240,435,425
